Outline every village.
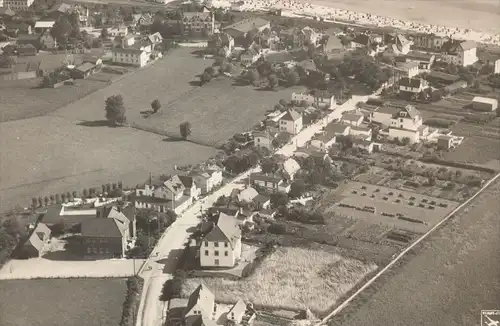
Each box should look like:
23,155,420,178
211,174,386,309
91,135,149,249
0,1,499,326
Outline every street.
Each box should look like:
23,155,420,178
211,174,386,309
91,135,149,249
135,94,366,326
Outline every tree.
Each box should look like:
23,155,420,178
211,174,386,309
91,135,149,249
51,16,72,45
55,194,61,204
92,38,103,48
286,69,300,87
289,180,306,198
200,72,212,85
180,122,191,139
270,192,289,207
246,69,259,85
221,62,233,73
100,27,109,39
82,188,88,198
261,157,279,174
44,196,49,206
31,197,38,210
69,12,81,39
105,95,126,125
38,197,43,208
50,195,55,204
151,99,161,113
268,73,278,89
61,193,66,203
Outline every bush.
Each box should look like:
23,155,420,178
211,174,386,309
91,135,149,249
424,118,455,128
120,277,143,326
267,223,287,234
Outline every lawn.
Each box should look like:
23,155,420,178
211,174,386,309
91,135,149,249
49,48,304,147
181,246,377,315
0,115,217,212
329,177,500,326
443,136,500,169
0,278,126,326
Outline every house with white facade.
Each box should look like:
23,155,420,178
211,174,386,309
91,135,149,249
387,105,428,143
405,51,435,70
399,77,429,96
395,61,419,78
471,96,498,112
34,21,55,34
250,173,291,193
253,130,276,150
281,158,300,181
4,0,34,10
189,166,223,194
350,126,372,141
291,92,315,105
310,132,337,152
342,112,364,127
441,40,478,67
200,212,242,268
279,109,303,134
111,44,150,67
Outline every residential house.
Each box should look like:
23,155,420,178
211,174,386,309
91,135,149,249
342,112,364,127
294,146,332,164
107,26,128,38
310,130,336,152
253,130,276,150
411,33,449,51
34,20,55,34
226,299,248,325
279,109,303,134
280,157,300,181
71,62,96,79
399,77,429,96
394,34,412,54
405,51,435,69
351,33,371,49
113,34,135,48
178,175,202,200
291,92,315,106
81,205,135,258
111,43,151,67
240,43,261,66
4,0,34,10
207,32,234,56
250,173,290,193
181,12,215,38
395,61,419,78
222,17,270,41
325,122,351,136
281,26,320,49
200,212,242,267
189,166,223,194
388,105,428,143
322,34,344,55
131,13,153,31
17,44,37,56
472,96,498,112
352,138,375,153
40,31,57,49
372,105,400,126
441,40,478,67
14,222,51,259
350,126,372,141
183,284,217,325
147,31,163,50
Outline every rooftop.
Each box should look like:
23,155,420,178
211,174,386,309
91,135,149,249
223,17,269,34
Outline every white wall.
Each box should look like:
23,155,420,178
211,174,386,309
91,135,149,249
200,239,237,267
388,128,420,143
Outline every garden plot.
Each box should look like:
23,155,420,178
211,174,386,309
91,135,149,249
332,181,459,233
181,246,377,316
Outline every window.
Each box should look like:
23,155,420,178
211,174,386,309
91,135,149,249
224,251,228,256
204,241,208,247
214,242,219,247
105,248,109,253
87,247,92,253
224,242,228,248
214,259,219,265
400,118,403,122
205,250,209,256
214,251,219,256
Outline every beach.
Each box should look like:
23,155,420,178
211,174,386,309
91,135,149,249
210,0,500,45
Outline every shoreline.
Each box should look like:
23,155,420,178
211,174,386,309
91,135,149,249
210,0,500,46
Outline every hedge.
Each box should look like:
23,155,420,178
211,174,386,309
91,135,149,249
120,277,144,326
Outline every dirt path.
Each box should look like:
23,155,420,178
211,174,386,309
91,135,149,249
328,178,500,326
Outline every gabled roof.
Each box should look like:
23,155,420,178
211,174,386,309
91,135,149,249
324,122,350,134
400,105,420,119
163,175,186,196
297,59,317,72
203,212,241,247
282,158,300,177
405,51,434,61
178,175,194,188
223,17,269,34
0,7,16,16
75,62,95,72
185,284,215,317
396,34,411,47
81,217,128,238
342,112,363,123
324,35,343,52
23,223,51,251
236,186,259,202
227,299,247,320
324,27,344,36
183,12,211,20
281,109,301,122
460,40,476,51
353,34,370,46
147,32,163,44
399,77,422,88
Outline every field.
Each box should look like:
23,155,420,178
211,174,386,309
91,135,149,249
0,278,126,326
328,177,500,326
181,246,377,315
0,115,217,212
49,48,304,147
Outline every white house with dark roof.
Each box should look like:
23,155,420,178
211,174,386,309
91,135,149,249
342,112,364,127
279,109,302,134
189,166,223,194
395,61,419,78
222,17,270,40
441,40,477,67
250,173,290,193
184,284,217,325
388,105,428,143
200,212,242,267
405,51,435,69
253,130,276,150
111,45,149,67
350,126,372,141
15,222,51,258
399,77,429,95
281,157,300,181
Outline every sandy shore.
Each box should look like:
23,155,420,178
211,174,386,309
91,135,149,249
210,0,500,45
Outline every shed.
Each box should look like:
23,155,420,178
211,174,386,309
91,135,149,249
72,62,96,79
437,135,453,150
471,96,498,112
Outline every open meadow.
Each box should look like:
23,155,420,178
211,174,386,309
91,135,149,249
329,176,500,326
0,278,126,326
0,115,217,212
181,246,377,315
49,48,304,147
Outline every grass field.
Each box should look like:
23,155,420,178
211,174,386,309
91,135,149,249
181,246,377,315
0,278,126,326
0,115,217,212
443,136,500,169
329,177,500,326
49,48,304,147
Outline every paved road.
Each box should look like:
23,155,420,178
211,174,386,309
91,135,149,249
135,95,367,326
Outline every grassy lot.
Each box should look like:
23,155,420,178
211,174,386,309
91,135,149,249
0,116,217,212
50,48,304,147
0,278,126,326
443,136,500,169
329,177,500,326
0,77,107,122
181,246,376,315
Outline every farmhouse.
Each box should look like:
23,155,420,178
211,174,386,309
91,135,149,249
14,222,51,259
200,212,242,268
471,96,498,112
441,40,478,67
81,205,136,259
223,17,270,40
279,109,303,134
342,112,364,127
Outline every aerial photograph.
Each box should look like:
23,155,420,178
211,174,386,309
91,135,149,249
0,0,498,325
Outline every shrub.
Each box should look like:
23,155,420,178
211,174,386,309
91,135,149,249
120,277,143,326
267,223,287,234
424,118,455,128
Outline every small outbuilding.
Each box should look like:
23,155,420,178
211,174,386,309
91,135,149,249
437,135,453,150
72,62,96,79
471,96,498,112
15,222,51,259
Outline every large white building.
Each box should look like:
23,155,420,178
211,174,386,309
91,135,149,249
200,213,242,268
441,40,478,67
279,109,303,134
387,105,428,143
3,0,34,10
